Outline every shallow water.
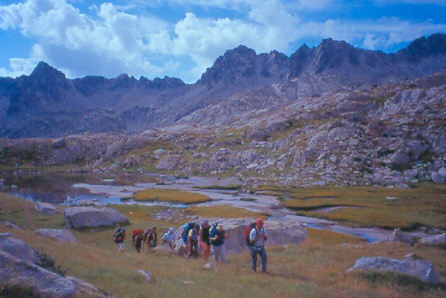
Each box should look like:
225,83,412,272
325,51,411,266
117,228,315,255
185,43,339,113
1,172,398,243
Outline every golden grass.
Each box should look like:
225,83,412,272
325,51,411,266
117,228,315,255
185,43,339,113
132,188,212,204
1,192,445,298
279,184,446,230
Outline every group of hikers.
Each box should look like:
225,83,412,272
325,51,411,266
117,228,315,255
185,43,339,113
112,218,269,273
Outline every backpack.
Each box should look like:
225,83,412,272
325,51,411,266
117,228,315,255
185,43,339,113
143,229,151,242
113,228,123,243
244,223,256,245
250,227,266,246
190,228,199,241
132,229,142,246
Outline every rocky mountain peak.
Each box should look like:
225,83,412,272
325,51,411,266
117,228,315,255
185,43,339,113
199,45,258,87
398,33,446,61
29,61,66,82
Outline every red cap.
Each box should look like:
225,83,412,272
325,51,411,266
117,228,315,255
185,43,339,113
256,218,264,224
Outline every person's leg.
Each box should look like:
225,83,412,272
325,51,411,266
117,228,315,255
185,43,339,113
212,245,220,271
220,245,226,264
251,249,258,272
260,247,268,273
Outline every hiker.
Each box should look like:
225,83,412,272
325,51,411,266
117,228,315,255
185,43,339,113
142,227,152,252
180,221,194,257
249,218,268,273
113,227,126,253
163,227,176,254
133,229,143,252
200,220,211,265
147,226,158,249
244,222,256,254
188,224,200,258
210,223,227,272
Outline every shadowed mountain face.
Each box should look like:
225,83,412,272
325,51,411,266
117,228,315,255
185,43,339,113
1,33,446,139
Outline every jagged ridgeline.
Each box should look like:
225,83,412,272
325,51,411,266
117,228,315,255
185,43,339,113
0,33,445,187
0,33,445,139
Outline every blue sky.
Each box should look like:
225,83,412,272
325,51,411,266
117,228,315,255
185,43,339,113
0,0,445,83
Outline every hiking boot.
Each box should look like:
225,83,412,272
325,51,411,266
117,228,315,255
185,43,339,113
261,271,270,274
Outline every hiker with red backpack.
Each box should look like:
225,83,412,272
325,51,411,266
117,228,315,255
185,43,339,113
249,218,268,273
133,229,143,252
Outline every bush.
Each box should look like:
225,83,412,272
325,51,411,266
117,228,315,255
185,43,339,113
36,251,66,277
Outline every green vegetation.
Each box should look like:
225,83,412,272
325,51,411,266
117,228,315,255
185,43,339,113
266,184,446,230
1,188,445,298
193,184,242,191
131,188,212,204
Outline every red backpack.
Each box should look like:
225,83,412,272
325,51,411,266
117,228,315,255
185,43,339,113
244,223,256,245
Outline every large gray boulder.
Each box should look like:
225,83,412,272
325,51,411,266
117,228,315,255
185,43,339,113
35,201,58,215
0,233,40,264
347,256,440,284
0,250,76,298
35,229,77,243
63,206,128,229
418,233,446,246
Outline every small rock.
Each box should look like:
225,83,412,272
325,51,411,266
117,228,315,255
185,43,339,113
35,229,77,243
35,202,57,215
138,269,152,283
418,233,446,246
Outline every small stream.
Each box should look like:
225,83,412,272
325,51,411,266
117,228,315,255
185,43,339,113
2,172,397,243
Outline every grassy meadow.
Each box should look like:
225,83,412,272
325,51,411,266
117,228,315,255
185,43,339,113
259,183,446,230
0,188,445,297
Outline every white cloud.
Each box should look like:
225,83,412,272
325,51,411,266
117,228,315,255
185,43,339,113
372,0,446,6
0,0,445,82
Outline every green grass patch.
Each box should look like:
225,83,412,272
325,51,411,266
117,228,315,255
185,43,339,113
277,184,446,230
131,188,211,204
193,184,241,191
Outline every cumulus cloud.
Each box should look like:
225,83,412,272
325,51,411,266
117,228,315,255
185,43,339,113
0,0,445,82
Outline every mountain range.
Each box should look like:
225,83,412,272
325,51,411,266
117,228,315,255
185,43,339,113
1,33,446,139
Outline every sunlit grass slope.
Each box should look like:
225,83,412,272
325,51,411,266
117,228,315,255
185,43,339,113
0,192,445,297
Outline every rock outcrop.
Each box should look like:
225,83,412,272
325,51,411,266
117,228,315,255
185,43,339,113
35,201,58,215
0,233,107,297
418,233,446,246
35,229,77,243
347,256,440,284
63,206,128,229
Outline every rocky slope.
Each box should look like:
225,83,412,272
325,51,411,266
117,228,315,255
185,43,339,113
1,70,445,187
0,33,445,139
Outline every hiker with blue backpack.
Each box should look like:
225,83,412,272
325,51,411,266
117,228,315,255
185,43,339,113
210,222,227,272
249,218,268,273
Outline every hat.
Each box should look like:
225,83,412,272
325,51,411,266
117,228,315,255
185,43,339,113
217,223,224,229
203,220,209,224
256,218,264,224
169,227,174,232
